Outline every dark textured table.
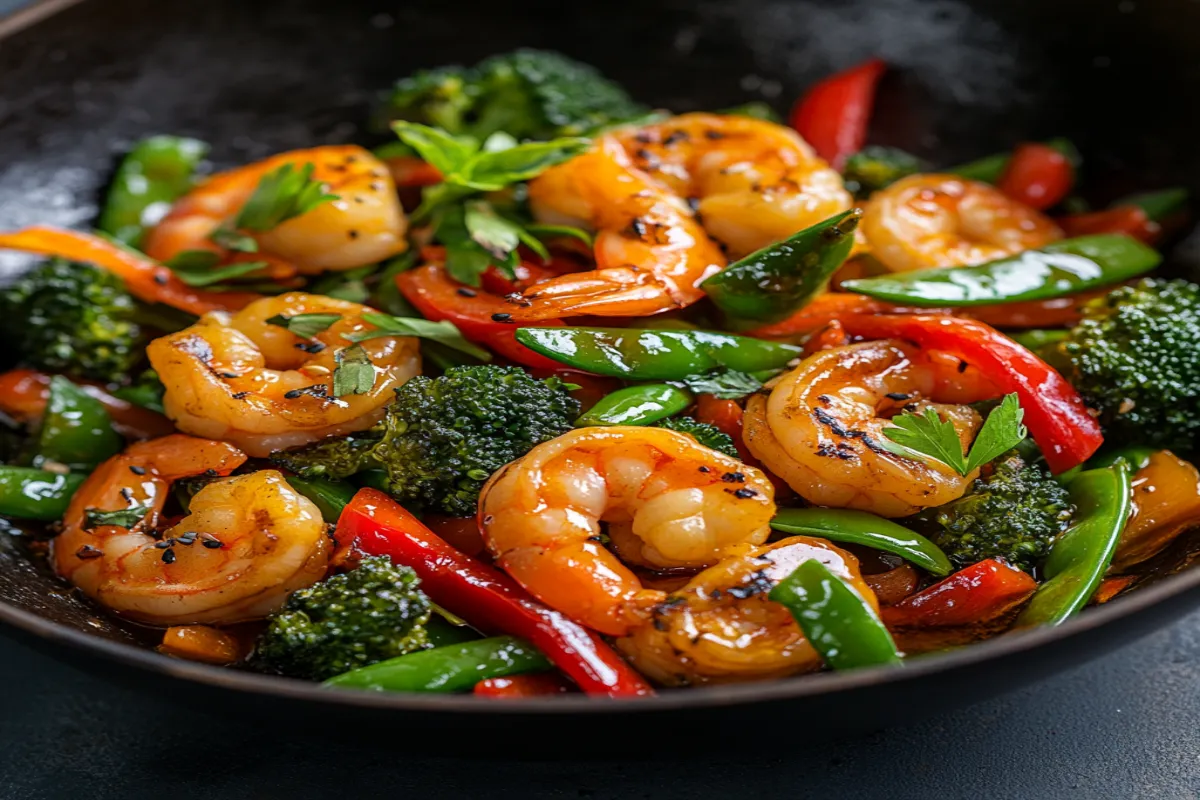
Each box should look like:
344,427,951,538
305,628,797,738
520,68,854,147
2,611,1198,799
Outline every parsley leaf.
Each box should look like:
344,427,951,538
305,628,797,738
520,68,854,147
332,344,375,397
209,226,259,253
881,392,1027,476
165,253,268,287
83,505,151,531
678,369,766,399
964,393,1027,473
464,201,523,263
266,313,341,339
523,223,593,247
235,163,339,232
348,312,492,362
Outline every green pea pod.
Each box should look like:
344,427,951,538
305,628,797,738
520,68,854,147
1112,187,1188,221
1015,464,1133,627
769,560,902,670
575,384,693,427
841,235,1160,307
701,209,861,327
323,636,551,693
285,476,356,523
424,618,483,648
0,467,85,521
35,377,123,471
949,137,1079,184
97,136,210,248
770,507,952,576
514,327,802,380
1087,445,1157,472
1009,329,1069,351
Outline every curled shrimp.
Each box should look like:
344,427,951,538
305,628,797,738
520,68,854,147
147,292,420,458
52,435,330,625
478,427,776,636
144,145,408,274
613,113,853,259
616,536,876,687
743,341,982,517
861,173,1062,273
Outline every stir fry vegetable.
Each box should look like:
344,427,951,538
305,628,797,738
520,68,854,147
97,136,209,248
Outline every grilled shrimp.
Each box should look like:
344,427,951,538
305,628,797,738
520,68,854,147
52,435,330,625
613,113,854,258
511,137,726,320
743,341,982,517
144,145,407,274
616,536,876,687
147,292,420,457
478,427,776,636
861,173,1062,273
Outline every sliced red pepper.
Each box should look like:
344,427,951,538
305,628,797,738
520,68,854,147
474,673,574,698
881,559,1037,628
396,264,566,370
788,58,886,169
336,489,654,698
839,314,1103,473
1059,206,1160,245
996,143,1074,211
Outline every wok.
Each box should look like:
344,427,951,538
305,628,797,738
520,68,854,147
1,0,1198,750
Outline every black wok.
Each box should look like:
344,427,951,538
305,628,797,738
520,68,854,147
1,0,1198,751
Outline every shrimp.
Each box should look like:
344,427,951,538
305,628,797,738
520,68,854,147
478,427,776,636
743,341,982,517
861,173,1063,273
147,292,420,458
143,145,407,274
52,435,330,625
616,536,877,687
509,136,726,320
613,113,854,259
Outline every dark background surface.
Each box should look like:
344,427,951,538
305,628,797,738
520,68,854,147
2,611,1199,799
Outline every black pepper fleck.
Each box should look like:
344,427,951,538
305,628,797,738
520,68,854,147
457,288,477,298
161,548,177,564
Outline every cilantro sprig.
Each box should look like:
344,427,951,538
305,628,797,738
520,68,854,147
346,312,491,362
236,163,339,232
266,313,341,339
83,505,151,531
881,393,1028,475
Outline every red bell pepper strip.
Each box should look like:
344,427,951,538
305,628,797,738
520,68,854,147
336,489,654,698
788,58,886,169
1059,206,1159,245
0,226,260,316
396,264,566,370
839,314,1103,473
996,143,1074,211
880,559,1037,628
474,673,574,698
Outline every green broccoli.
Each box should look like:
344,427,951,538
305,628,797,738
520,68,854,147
0,259,145,382
656,416,740,460
1052,278,1200,450
274,366,580,517
912,450,1074,573
841,146,923,198
254,556,431,681
386,49,647,141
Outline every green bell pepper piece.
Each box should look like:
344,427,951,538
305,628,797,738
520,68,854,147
770,507,952,576
769,559,902,670
323,636,551,693
841,234,1160,307
1112,187,1188,221
949,137,1079,184
34,377,123,471
285,476,356,523
1015,464,1133,627
575,384,693,427
514,327,802,381
701,209,861,327
0,467,85,521
97,136,210,248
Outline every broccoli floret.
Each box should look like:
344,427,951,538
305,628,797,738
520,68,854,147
254,556,431,681
386,49,646,141
1053,278,1200,450
274,366,580,517
913,450,1074,573
841,146,923,198
656,416,740,459
0,259,144,381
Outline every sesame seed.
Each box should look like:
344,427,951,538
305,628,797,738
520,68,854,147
491,313,513,323
161,548,177,564
128,465,146,476
733,488,758,499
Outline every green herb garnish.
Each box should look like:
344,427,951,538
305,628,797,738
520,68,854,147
881,393,1027,475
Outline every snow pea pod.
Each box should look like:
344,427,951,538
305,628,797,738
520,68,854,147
949,137,1079,184
575,384,692,427
1087,445,1157,471
1015,464,1133,627
513,327,802,380
323,635,551,693
840,234,1160,307
1113,187,1187,221
1009,329,1069,351
34,376,123,471
770,507,952,576
97,136,210,248
700,209,861,327
0,467,84,521
285,476,356,523
769,559,902,670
